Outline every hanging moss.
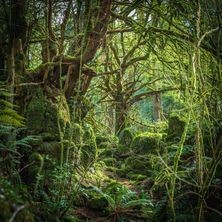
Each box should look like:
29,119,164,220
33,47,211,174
167,114,186,141
131,132,162,154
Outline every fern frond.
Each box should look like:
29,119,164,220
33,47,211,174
0,115,24,127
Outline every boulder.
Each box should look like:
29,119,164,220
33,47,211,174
167,115,186,141
131,132,162,154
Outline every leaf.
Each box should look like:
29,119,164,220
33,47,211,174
124,199,153,208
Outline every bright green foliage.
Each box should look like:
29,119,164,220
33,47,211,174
131,132,162,154
0,84,24,127
83,182,153,220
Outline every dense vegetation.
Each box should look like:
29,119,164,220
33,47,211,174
0,0,222,221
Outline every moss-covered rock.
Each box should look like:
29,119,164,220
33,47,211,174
167,115,186,141
26,87,46,133
119,155,152,177
131,133,162,154
26,152,44,186
119,128,134,147
26,87,70,141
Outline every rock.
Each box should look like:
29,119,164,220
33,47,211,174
167,115,186,141
119,155,152,177
119,128,134,147
131,133,162,154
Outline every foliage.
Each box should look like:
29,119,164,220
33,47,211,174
0,83,24,127
1,0,222,221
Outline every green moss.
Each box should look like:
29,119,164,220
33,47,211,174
127,173,148,181
71,123,84,147
167,115,186,141
119,128,134,147
41,142,61,160
26,87,46,133
103,157,117,166
131,132,162,154
80,125,98,168
62,215,80,222
96,135,111,146
26,87,70,140
56,94,70,130
120,155,152,177
27,152,44,185
80,144,97,169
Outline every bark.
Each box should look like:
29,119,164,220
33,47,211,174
152,92,163,122
64,0,112,98
9,0,27,52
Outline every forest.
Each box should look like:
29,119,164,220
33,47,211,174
0,0,222,221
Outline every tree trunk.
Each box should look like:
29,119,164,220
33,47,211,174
115,99,127,135
152,92,163,121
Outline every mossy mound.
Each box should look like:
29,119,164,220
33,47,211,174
119,128,134,147
26,87,47,134
118,155,152,177
131,132,162,154
26,87,70,140
167,115,186,141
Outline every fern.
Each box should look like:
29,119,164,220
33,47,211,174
0,86,24,127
